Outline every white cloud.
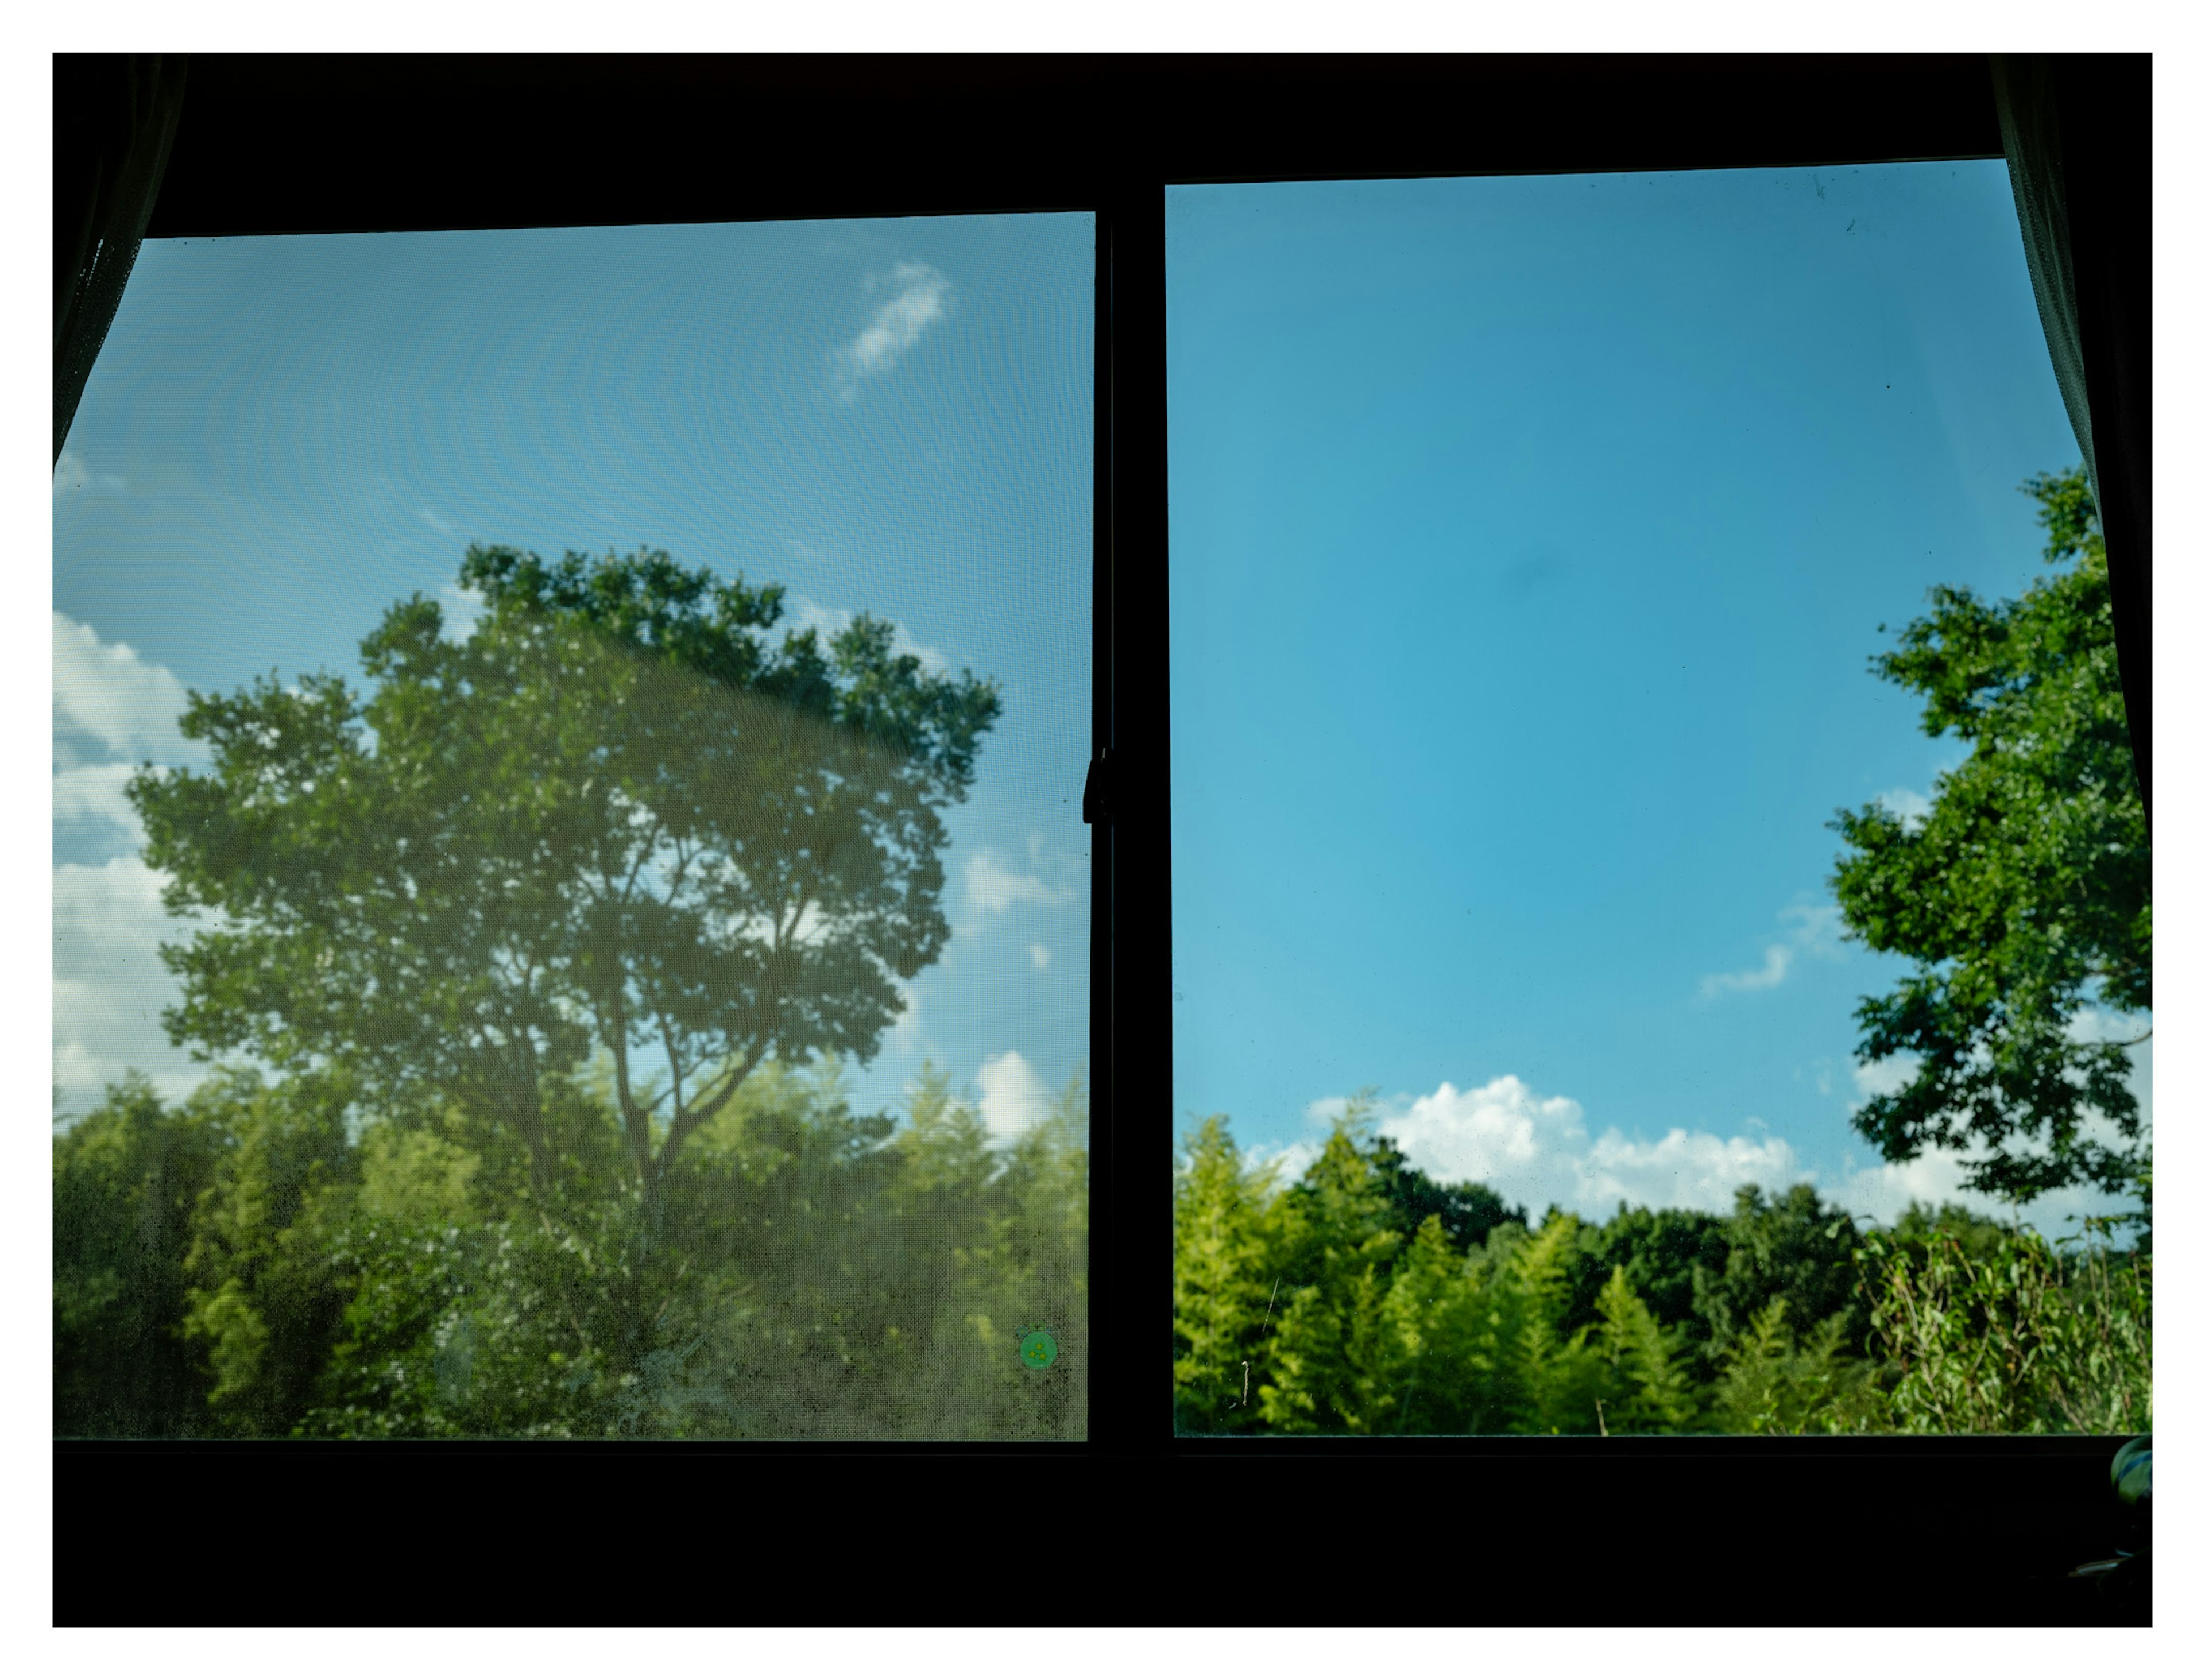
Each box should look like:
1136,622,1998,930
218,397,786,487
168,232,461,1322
439,583,486,641
1852,1054,1921,1102
1575,1127,1801,1216
53,612,194,767
785,593,949,674
831,260,951,399
419,506,455,535
52,857,200,1115
965,845,1072,919
886,978,924,1055
52,762,145,840
1028,943,1052,972
1245,1137,1323,1185
1778,901,1844,956
1873,785,1934,830
1699,898,1847,999
51,617,216,1116
1303,1074,1805,1218
1700,944,1793,997
1376,1076,1581,1187
1831,1142,2138,1234
976,1050,1050,1141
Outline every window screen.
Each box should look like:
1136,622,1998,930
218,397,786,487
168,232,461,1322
54,213,1094,1440
1167,165,2149,1437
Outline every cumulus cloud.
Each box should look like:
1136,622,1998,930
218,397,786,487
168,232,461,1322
52,616,214,1116
1028,943,1052,972
53,857,200,1114
965,835,1075,922
52,762,145,841
1575,1127,1801,1215
53,612,194,768
831,261,951,399
1873,785,1935,830
1831,1141,2138,1233
1306,1074,1803,1218
976,1050,1051,1141
1699,899,1846,999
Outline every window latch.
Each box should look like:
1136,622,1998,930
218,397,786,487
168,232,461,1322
1081,748,1116,826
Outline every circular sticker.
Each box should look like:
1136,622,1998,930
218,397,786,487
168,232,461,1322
1018,1327,1059,1370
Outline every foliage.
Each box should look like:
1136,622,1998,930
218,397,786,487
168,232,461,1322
131,544,1001,1253
1371,1133,1525,1254
53,1077,223,1437
56,1058,1088,1439
1707,1299,1884,1436
1164,1113,2148,1438
1863,1220,2151,1435
58,545,1096,1440
1829,469,2150,1202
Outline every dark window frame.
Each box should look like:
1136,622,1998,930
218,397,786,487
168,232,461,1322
53,52,2148,1624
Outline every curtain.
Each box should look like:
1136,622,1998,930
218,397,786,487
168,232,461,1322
1993,53,2153,828
55,55,189,467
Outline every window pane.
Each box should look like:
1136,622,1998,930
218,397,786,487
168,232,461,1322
1169,166,2149,1436
55,214,1093,1439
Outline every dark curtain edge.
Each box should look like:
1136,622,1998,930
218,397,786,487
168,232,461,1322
1990,52,2152,829
54,55,189,468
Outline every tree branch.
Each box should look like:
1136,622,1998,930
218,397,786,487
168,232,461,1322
605,985,653,1187
649,1040,768,1202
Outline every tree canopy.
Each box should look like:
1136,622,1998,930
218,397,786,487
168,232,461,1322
1829,469,2150,1203
1168,1110,2145,1439
132,545,1003,1228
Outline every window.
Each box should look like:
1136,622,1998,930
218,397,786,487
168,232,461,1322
55,213,1095,1441
1166,163,2149,1439
52,54,2152,1624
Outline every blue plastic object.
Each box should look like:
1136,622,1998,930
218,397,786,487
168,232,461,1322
2111,1435,2152,1508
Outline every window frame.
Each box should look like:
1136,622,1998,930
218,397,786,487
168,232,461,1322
52,52,2149,1624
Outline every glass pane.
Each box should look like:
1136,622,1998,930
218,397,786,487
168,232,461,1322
55,214,1093,1439
1169,165,2150,1436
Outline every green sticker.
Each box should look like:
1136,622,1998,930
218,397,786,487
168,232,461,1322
1018,1327,1059,1370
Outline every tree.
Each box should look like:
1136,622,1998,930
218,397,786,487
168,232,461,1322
133,544,1001,1265
1370,1133,1525,1253
1591,1265,1696,1433
1707,1297,1883,1437
1829,469,2149,1203
53,1078,224,1437
178,1069,358,1435
1695,1184,1866,1361
1257,1114,1405,1433
1556,1203,1729,1378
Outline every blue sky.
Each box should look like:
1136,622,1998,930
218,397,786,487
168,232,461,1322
1166,161,2147,1230
53,214,1094,1140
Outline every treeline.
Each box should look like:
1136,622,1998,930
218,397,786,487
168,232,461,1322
55,1060,1086,1440
1174,1108,2150,1436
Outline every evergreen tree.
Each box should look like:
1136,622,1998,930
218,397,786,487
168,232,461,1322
1592,1265,1696,1433
1258,1116,1403,1433
1171,1116,1285,1433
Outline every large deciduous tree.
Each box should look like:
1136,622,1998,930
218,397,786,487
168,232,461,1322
133,545,1001,1231
1829,470,2149,1204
